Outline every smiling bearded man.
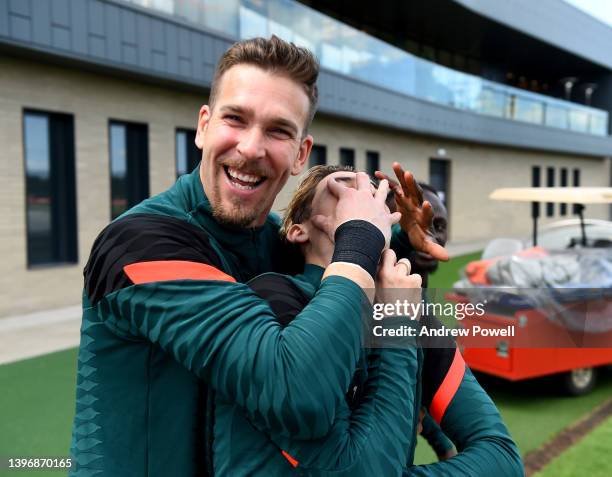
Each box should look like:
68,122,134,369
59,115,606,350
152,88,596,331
69,36,447,477
197,60,315,227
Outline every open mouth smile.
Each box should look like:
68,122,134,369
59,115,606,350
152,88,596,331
223,166,267,191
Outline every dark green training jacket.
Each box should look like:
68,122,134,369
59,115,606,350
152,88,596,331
214,266,420,476
218,268,524,477
420,412,454,458
69,168,371,476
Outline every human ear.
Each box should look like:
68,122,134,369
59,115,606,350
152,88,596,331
292,134,313,176
286,223,309,244
195,105,211,149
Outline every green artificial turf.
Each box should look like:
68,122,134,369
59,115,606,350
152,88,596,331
413,371,612,465
482,372,612,456
534,416,612,477
0,348,78,476
428,250,481,290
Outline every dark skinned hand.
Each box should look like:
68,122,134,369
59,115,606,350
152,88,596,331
375,162,449,262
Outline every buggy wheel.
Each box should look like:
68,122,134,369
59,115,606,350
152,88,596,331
560,367,596,396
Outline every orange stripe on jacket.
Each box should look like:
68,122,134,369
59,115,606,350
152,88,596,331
281,450,299,468
429,347,465,424
124,260,236,284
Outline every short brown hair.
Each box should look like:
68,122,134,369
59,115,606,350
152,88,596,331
210,35,319,133
280,165,354,238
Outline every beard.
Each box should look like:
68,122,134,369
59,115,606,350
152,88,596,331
202,154,282,228
208,177,269,228
210,195,262,228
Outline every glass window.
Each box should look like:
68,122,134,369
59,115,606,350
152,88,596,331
546,167,555,217
572,169,581,215
532,166,541,187
569,110,589,133
366,151,379,178
545,104,568,129
176,129,200,177
573,169,580,187
479,86,505,118
339,148,355,168
560,168,568,216
531,166,541,219
174,0,204,25
24,110,78,267
590,112,607,136
513,94,544,124
202,0,239,37
429,159,450,208
309,144,327,167
109,121,149,220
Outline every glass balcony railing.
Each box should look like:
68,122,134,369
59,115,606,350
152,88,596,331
122,0,610,136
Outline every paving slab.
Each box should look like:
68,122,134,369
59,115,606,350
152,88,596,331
0,305,81,365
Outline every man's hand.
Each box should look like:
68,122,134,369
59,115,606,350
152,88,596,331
375,163,449,262
312,172,401,248
375,249,422,313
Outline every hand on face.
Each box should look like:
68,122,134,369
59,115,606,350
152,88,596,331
375,163,449,262
310,172,401,248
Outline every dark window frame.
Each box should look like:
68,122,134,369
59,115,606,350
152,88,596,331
572,169,581,214
175,128,200,178
429,157,452,234
429,158,451,206
339,147,355,168
108,119,150,220
560,168,568,216
531,166,541,220
365,151,380,177
23,108,78,268
309,144,327,167
546,167,555,217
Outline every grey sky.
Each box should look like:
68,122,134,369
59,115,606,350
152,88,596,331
565,0,612,27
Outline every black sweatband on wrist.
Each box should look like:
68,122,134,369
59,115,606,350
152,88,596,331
331,220,385,279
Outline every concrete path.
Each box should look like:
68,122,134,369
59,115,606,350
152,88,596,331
446,239,487,258
0,305,81,365
0,240,486,366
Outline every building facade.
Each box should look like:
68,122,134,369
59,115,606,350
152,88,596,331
1,0,611,316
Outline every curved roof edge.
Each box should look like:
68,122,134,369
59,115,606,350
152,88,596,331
318,70,612,159
453,0,612,70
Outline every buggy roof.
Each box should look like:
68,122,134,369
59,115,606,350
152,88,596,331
489,187,612,204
